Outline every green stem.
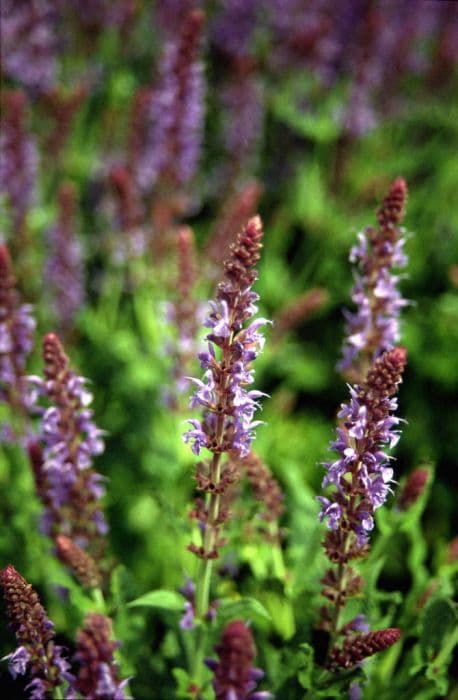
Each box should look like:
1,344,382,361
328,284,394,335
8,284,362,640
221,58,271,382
326,530,352,659
269,522,287,582
191,450,223,689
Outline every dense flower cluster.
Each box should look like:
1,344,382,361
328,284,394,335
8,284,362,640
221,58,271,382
28,333,107,551
319,347,407,547
45,182,85,336
327,627,401,671
136,9,206,194
184,216,268,460
0,90,38,235
73,613,129,700
0,244,36,441
338,177,408,381
206,620,272,700
0,565,73,699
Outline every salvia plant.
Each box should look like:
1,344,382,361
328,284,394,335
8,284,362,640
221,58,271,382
1,3,457,700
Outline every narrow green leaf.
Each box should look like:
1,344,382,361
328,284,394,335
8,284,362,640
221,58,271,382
127,589,184,611
297,643,314,690
218,597,272,625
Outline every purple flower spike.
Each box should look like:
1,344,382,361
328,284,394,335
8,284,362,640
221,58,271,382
136,9,206,194
73,613,129,700
183,217,268,462
320,348,407,549
338,178,409,383
207,620,272,700
0,565,74,697
27,333,107,557
184,216,268,612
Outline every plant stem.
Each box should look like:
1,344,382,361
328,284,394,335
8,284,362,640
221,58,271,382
270,522,287,582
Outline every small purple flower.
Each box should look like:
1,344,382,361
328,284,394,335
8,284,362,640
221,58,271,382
349,614,370,634
3,645,30,678
317,497,342,530
179,577,196,630
26,678,48,700
349,681,363,700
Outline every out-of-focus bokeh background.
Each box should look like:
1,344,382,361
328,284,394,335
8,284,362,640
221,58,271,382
1,2,457,697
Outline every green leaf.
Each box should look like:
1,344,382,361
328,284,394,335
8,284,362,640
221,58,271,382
127,589,184,611
297,643,314,690
260,592,296,639
218,596,272,625
270,73,343,143
424,664,449,696
420,598,457,660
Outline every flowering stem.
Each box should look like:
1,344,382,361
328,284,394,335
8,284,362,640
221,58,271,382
183,217,267,691
192,386,227,689
327,535,351,655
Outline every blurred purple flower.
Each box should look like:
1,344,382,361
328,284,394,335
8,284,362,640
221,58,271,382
136,9,206,194
0,91,38,235
28,333,107,552
45,182,84,336
0,244,36,442
0,0,58,91
206,620,272,700
220,58,264,184
211,0,259,60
